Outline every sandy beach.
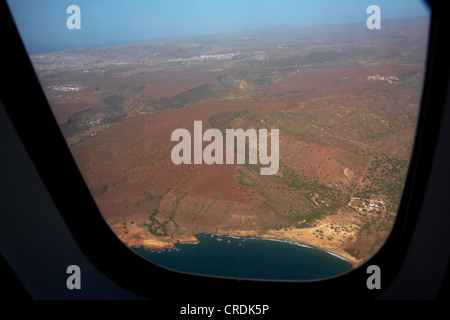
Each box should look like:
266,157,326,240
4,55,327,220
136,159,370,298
107,206,372,268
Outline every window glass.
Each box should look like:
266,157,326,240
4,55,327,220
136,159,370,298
7,0,430,280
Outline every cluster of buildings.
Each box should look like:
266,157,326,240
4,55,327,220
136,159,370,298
164,53,237,65
48,85,82,92
367,74,399,84
349,197,385,213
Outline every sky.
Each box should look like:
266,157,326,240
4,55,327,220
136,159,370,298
6,0,430,54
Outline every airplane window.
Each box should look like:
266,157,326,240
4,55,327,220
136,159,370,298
6,0,430,281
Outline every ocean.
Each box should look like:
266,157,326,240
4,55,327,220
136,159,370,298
132,233,353,280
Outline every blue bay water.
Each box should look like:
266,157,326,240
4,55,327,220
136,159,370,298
132,233,352,280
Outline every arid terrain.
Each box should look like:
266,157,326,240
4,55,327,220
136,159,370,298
32,17,429,267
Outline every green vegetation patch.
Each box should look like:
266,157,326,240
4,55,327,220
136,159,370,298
208,110,249,133
103,94,127,107
305,51,347,63
354,153,408,211
60,105,125,138
145,208,169,237
151,84,218,111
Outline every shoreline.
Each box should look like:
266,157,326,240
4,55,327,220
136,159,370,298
132,231,355,267
211,232,354,265
257,233,359,267
109,211,364,268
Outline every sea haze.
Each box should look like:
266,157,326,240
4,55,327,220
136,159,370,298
7,0,429,54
